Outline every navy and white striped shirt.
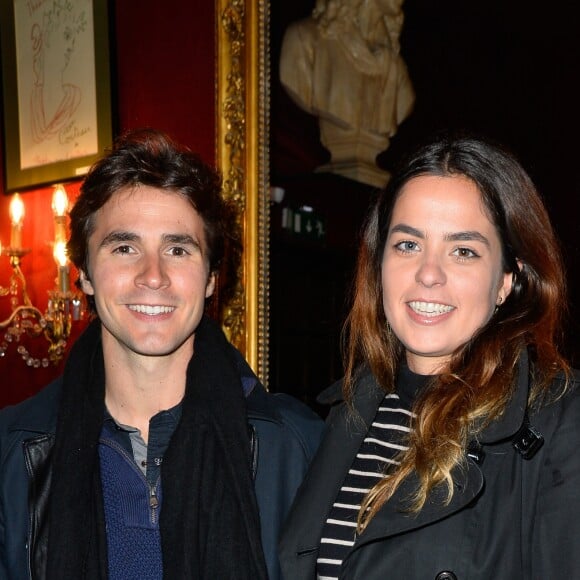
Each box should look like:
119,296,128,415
316,368,427,580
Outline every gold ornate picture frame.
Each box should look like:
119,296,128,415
216,0,270,385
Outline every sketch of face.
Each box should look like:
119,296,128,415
31,24,42,56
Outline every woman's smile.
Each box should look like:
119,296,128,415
381,174,512,375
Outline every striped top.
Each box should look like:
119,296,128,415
316,368,427,580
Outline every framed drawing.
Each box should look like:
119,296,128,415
0,0,113,192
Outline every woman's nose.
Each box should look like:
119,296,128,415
415,254,446,287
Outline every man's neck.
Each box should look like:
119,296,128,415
102,340,191,444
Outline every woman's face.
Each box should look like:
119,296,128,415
381,174,513,375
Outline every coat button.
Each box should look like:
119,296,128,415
435,572,457,580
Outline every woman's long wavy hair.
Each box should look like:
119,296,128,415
343,134,570,531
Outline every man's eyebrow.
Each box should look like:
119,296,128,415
162,234,200,248
99,232,201,249
99,231,139,247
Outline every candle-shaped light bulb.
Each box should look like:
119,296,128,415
9,193,25,250
52,185,68,216
54,240,70,293
52,185,69,245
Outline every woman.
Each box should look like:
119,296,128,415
279,135,580,579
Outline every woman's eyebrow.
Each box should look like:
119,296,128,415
445,231,490,247
389,223,424,238
389,224,490,248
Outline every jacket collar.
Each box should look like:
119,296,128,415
317,371,486,548
291,353,532,554
320,351,531,444
353,352,532,549
478,349,530,443
224,337,284,423
280,371,386,563
358,458,484,545
7,377,62,435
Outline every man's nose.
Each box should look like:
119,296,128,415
135,254,170,289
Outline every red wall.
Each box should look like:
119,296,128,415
0,2,216,407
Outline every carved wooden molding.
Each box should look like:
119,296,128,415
217,0,270,386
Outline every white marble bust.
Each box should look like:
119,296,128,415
280,0,415,187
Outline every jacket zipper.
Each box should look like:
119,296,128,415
149,483,159,524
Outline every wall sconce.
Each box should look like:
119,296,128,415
0,185,83,368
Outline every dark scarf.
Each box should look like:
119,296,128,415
46,316,268,579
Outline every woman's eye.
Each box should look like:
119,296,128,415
395,240,418,253
453,247,479,259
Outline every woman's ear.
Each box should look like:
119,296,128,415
500,259,523,304
79,270,95,296
498,270,514,304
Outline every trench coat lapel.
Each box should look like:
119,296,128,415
479,351,529,443
280,373,385,570
281,354,531,577
356,457,484,547
354,352,531,547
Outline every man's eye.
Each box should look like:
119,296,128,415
169,247,189,256
113,245,133,254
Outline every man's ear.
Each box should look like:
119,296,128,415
79,270,95,296
205,272,216,299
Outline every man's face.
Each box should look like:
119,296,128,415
80,185,215,363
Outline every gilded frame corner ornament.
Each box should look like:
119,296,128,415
217,0,270,385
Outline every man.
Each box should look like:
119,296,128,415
0,129,323,579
